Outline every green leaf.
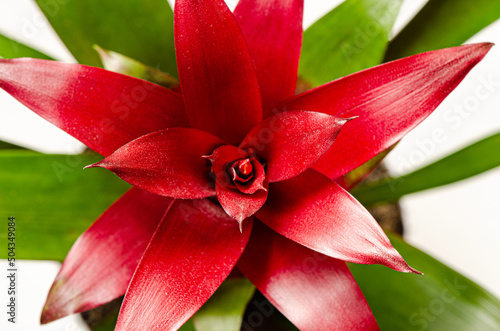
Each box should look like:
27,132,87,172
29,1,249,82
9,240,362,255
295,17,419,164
179,321,197,331
0,139,26,150
35,0,177,76
343,145,395,189
192,278,255,331
94,45,179,89
352,132,500,206
299,0,403,87
0,33,53,59
385,0,500,61
350,232,500,330
91,307,119,331
0,151,129,261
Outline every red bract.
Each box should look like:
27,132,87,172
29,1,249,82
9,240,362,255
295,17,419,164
0,0,492,329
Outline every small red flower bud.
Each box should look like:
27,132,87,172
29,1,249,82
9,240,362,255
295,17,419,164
237,159,253,177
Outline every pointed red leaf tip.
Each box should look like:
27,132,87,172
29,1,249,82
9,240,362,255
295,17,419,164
115,199,252,331
86,128,225,199
41,188,172,324
238,222,379,331
0,58,188,157
207,145,268,224
257,170,421,274
174,0,262,145
234,0,303,117
232,159,267,194
282,43,494,179
216,178,268,227
240,111,353,183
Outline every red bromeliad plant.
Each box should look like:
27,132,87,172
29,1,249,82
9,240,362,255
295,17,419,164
0,0,493,330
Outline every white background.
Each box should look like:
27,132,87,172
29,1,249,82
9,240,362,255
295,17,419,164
0,0,499,330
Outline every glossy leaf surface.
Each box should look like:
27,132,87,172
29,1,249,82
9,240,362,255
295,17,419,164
257,170,417,273
353,132,500,206
94,46,179,89
0,33,53,59
350,233,500,330
174,0,262,144
287,43,492,179
386,0,500,61
299,0,403,87
0,151,129,261
239,111,349,182
234,0,303,115
0,58,187,157
41,188,171,324
116,199,252,331
35,0,178,75
239,222,379,331
91,128,224,199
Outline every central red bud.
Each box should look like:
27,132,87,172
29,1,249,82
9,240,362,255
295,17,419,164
236,159,253,177
205,145,267,195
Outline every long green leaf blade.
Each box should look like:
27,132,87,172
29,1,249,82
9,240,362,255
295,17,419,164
350,233,500,330
353,132,500,206
0,151,129,261
35,0,177,76
0,33,53,59
94,45,179,89
299,0,403,87
385,0,500,61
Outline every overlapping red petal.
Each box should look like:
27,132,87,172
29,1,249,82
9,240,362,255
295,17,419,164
238,222,379,331
232,159,267,194
283,43,493,179
234,0,303,116
88,128,225,199
174,0,262,144
257,170,419,273
0,1,488,330
206,145,268,223
206,145,250,185
216,173,268,225
116,199,252,331
41,188,172,324
240,111,350,182
0,58,188,156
